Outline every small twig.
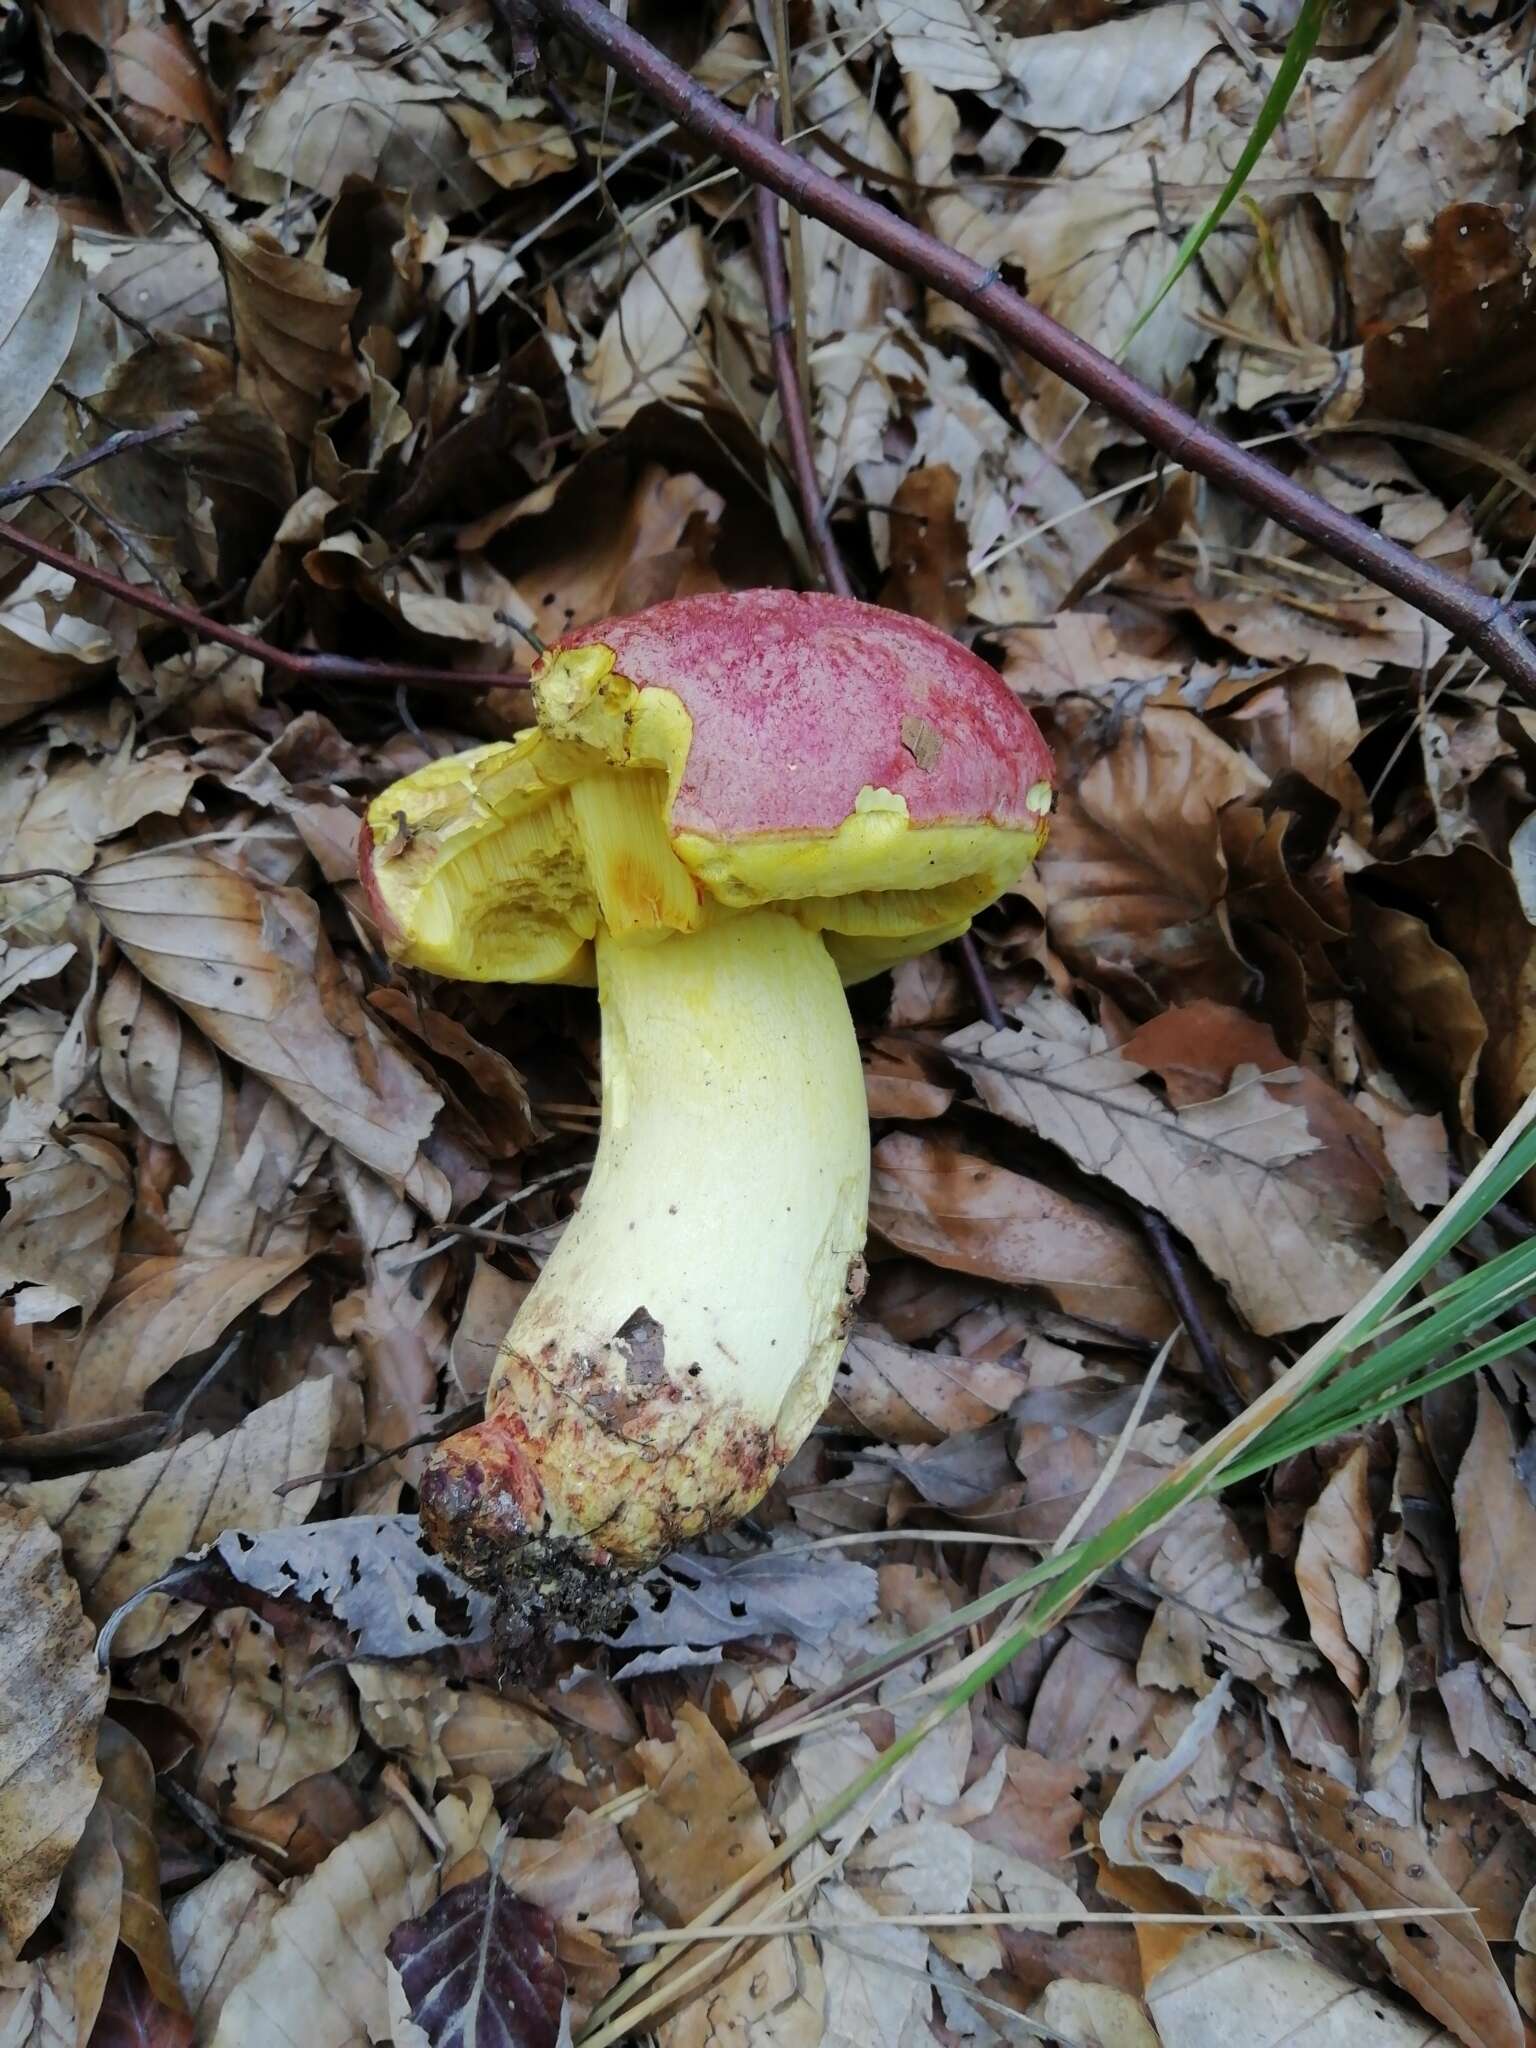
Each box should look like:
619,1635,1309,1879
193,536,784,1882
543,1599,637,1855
956,933,1004,1029
532,0,1536,702
1138,1207,1245,1419
274,1400,483,1497
1447,1164,1536,1242
0,513,530,701
0,415,194,512
751,95,852,599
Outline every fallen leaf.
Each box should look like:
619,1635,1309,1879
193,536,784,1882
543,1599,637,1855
208,1808,439,2048
131,1606,358,1811
1036,708,1261,1004
8,1378,336,1655
1147,1931,1459,2045
386,1870,566,2048
63,1253,310,1425
1296,1444,1375,1697
1030,1979,1158,2046
0,1799,121,2046
620,1703,774,1925
826,1321,1030,1443
168,1861,280,2048
1285,1765,1522,2048
1453,1384,1536,1714
0,1501,109,1955
97,1721,186,2020
87,1948,195,2047
86,848,449,1218
586,228,713,430
949,988,1395,1335
870,1130,1174,1343
0,1133,132,1327
215,223,359,442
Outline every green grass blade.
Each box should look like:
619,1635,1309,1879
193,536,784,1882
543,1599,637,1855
1119,0,1328,358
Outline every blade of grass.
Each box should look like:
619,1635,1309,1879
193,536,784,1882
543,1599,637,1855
1119,0,1327,357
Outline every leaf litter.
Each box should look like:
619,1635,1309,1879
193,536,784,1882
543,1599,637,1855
1,0,1536,2043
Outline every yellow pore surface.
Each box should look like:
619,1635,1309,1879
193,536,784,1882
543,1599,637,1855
363,643,1050,985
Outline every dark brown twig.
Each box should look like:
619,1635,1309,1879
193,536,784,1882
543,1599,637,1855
1138,1206,1244,1419
751,95,852,598
0,415,195,511
0,511,529,701
531,0,1536,702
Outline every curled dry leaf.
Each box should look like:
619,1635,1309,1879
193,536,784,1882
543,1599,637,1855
214,222,359,442
0,1501,109,1957
97,1720,187,2020
1452,1385,1536,1714
386,1868,566,2048
950,989,1394,1335
208,1808,439,2048
1296,1444,1375,1698
8,1377,336,1656
85,848,449,1218
869,1130,1173,1343
1034,708,1260,1004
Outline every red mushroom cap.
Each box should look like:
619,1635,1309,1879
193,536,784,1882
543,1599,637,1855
557,590,1054,840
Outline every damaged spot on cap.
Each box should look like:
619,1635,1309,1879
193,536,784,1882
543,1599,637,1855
1026,780,1053,815
900,715,944,772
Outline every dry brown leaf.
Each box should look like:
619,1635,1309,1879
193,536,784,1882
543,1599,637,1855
1382,848,1536,1133
0,1501,108,1958
1139,1494,1310,1691
0,1133,131,1328
1148,1931,1459,2045
586,228,713,430
1036,709,1262,1005
63,1252,310,1425
169,1860,281,2048
215,222,359,442
870,1130,1174,1343
826,1321,1030,1444
1351,900,1485,1130
1296,1444,1375,1698
1452,1384,1536,1713
6,1377,335,1655
1286,1765,1522,2048
208,1807,438,2048
620,1703,774,1926
0,1797,121,2047
86,848,449,1218
97,966,232,1244
134,1607,357,1811
1030,1980,1158,2046
448,1256,527,1404
97,1719,186,2018
950,988,1394,1335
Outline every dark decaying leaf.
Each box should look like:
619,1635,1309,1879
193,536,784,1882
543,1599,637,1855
386,1869,566,2048
86,1950,194,2048
98,1516,877,1666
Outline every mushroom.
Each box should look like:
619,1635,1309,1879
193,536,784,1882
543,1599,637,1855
359,590,1054,1613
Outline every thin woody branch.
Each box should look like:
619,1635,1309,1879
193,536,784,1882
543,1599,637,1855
751,95,851,600
0,510,529,702
531,0,1536,701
